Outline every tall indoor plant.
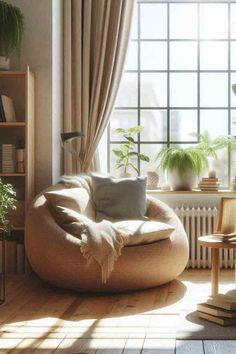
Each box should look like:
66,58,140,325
0,179,16,239
156,132,236,191
112,125,149,177
0,1,24,70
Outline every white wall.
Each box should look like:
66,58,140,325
7,0,63,193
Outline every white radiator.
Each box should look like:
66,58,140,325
174,206,235,269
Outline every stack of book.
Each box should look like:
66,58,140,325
2,144,16,173
198,177,220,191
0,95,16,122
197,293,236,326
210,233,236,242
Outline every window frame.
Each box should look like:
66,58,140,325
107,0,236,188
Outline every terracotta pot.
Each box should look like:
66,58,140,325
0,56,10,70
168,169,197,191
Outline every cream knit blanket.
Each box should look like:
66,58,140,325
80,220,129,283
60,175,129,283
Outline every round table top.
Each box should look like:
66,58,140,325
198,236,236,249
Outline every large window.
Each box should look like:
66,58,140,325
101,0,236,188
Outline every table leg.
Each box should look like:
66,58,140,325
211,248,220,296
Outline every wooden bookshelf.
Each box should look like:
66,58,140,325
0,68,35,274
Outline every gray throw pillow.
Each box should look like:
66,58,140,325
91,175,147,222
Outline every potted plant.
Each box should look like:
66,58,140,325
0,179,17,239
156,132,236,191
112,125,149,177
157,146,208,191
0,1,24,70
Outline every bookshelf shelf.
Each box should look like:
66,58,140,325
0,122,26,127
0,71,26,78
12,226,24,231
0,173,26,177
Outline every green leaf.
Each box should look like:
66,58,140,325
112,128,126,134
125,136,135,144
139,154,150,162
127,125,143,134
112,149,124,158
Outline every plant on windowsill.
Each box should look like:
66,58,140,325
156,132,236,191
0,179,17,240
112,125,150,177
0,1,24,70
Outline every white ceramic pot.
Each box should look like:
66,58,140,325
120,172,132,178
0,56,10,70
147,171,159,189
168,169,198,191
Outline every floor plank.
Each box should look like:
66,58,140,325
176,340,204,354
0,270,235,353
142,339,175,354
123,338,144,354
204,340,236,354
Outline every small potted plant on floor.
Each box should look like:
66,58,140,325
0,179,17,239
156,132,236,191
112,125,150,177
0,1,24,70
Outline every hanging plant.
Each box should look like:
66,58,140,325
0,1,24,57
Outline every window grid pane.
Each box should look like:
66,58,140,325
108,1,233,188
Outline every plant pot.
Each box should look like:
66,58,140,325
120,172,132,178
168,169,198,191
0,56,10,70
147,171,159,189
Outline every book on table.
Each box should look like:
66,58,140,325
210,232,236,242
207,294,236,311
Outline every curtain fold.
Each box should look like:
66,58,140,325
63,0,135,174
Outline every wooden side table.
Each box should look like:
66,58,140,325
0,239,5,304
199,236,236,296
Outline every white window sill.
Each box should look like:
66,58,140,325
147,189,236,195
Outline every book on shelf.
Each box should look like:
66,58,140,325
201,177,219,182
1,144,16,173
199,312,236,326
0,95,16,122
197,302,236,318
0,96,6,122
206,294,236,311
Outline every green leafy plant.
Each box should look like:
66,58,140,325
156,131,236,177
0,179,17,239
192,131,236,159
112,125,150,174
157,147,208,177
0,1,24,57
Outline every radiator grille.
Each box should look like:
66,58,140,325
174,206,235,269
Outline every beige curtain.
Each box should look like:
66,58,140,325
63,0,135,174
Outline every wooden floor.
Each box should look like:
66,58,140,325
0,270,236,353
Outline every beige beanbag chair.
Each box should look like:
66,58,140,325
25,175,189,292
